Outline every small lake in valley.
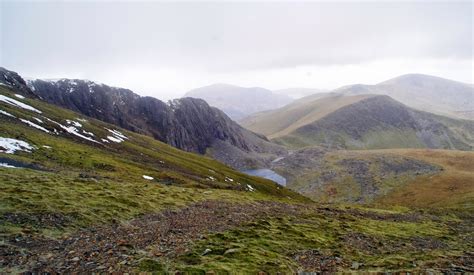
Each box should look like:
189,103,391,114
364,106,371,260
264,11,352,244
242,169,287,186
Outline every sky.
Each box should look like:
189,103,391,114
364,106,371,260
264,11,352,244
1,1,473,100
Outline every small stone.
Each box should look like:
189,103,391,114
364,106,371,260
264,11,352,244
351,262,361,269
71,257,80,262
202,248,212,255
223,248,239,255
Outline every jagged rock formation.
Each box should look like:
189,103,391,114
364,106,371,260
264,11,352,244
0,67,36,97
0,67,284,168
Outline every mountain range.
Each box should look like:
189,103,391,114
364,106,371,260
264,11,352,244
1,66,473,272
335,74,474,120
0,68,284,170
241,78,474,151
184,83,293,120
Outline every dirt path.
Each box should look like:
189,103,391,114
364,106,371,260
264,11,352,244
1,200,302,273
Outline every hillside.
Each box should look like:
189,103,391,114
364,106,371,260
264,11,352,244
240,93,367,138
336,74,474,120
2,77,473,273
271,147,474,209
243,93,474,150
276,95,474,150
0,68,285,170
185,83,293,120
273,88,328,99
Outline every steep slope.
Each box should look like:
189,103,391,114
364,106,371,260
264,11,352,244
336,74,474,120
0,84,301,199
274,95,474,150
0,68,285,169
185,83,293,120
240,93,366,138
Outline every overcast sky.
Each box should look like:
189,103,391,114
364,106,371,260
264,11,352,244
1,1,472,100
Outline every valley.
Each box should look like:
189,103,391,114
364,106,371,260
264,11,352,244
1,68,473,273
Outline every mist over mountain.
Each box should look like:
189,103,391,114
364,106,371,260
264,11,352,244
273,88,329,99
241,93,474,151
2,1,474,273
335,74,474,120
184,83,293,120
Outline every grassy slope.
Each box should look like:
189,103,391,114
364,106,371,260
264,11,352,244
272,96,474,150
0,85,307,234
370,149,474,210
1,85,472,273
240,94,372,138
170,206,471,273
272,148,474,210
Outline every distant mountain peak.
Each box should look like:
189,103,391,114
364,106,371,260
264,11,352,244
184,83,293,120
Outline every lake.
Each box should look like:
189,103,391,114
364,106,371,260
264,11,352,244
242,169,287,186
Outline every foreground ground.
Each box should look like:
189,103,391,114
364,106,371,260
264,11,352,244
1,191,473,273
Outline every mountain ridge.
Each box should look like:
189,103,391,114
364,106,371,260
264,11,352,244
1,67,285,170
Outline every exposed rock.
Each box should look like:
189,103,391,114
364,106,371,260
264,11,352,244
0,67,285,169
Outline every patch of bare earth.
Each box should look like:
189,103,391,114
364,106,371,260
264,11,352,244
1,201,301,273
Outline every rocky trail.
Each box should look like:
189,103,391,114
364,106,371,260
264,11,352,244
1,200,473,273
1,201,301,272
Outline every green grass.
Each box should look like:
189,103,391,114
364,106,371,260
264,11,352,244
0,85,308,237
150,207,469,273
0,168,288,236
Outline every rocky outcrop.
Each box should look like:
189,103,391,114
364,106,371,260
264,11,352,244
25,78,278,156
0,67,36,97
0,68,284,168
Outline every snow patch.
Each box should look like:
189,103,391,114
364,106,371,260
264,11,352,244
0,162,17,168
82,130,95,136
142,175,154,180
225,177,234,182
42,145,52,149
20,119,50,133
33,117,43,124
106,128,128,140
0,109,15,118
105,128,128,143
0,137,35,154
246,184,255,192
46,118,100,143
207,176,216,181
14,94,25,99
107,136,123,143
66,119,82,128
0,95,42,113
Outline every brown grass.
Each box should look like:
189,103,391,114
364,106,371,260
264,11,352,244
240,94,373,138
356,149,474,209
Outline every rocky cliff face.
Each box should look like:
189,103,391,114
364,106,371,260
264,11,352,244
25,78,272,155
0,67,36,97
0,68,284,168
